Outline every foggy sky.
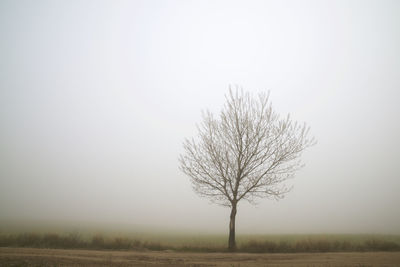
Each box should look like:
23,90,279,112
1,0,399,234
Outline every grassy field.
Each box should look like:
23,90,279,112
1,232,400,253
1,247,400,266
1,231,400,266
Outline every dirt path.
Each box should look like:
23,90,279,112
1,247,400,266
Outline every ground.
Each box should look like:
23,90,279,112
1,247,400,266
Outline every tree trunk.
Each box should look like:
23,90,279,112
228,203,237,251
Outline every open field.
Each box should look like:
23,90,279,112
1,247,400,266
1,231,400,253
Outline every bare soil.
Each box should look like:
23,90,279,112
1,247,400,266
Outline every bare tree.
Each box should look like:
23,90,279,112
179,88,315,251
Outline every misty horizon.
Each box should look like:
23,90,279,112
1,0,400,235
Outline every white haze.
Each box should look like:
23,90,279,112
0,0,399,234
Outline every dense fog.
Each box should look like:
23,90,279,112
1,0,399,234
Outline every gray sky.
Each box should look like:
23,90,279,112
1,0,399,234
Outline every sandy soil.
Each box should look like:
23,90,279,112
1,247,400,266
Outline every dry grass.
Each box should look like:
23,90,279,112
1,247,400,266
1,232,399,253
